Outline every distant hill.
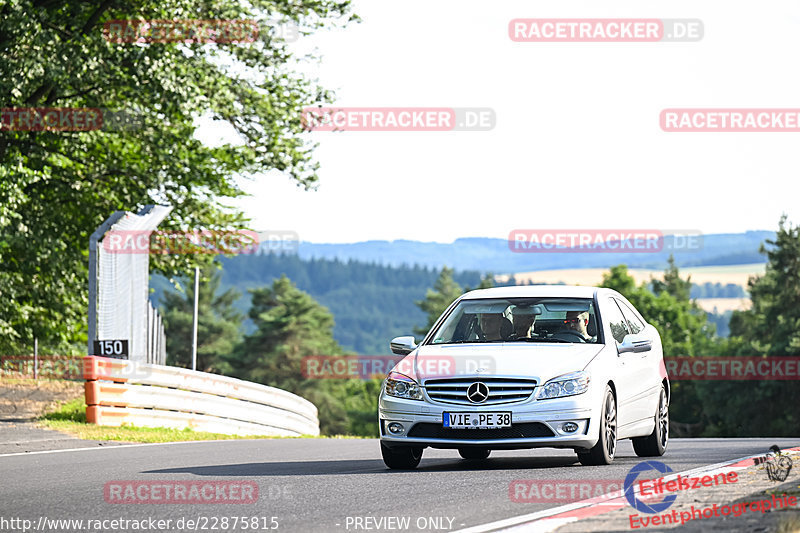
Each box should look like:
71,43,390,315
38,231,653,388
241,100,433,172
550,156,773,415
294,231,772,272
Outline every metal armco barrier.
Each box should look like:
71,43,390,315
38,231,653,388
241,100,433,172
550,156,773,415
83,356,319,436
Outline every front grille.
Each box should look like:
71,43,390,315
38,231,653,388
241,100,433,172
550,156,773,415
424,377,537,405
407,422,554,440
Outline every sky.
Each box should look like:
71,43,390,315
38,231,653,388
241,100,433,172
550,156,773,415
198,0,800,244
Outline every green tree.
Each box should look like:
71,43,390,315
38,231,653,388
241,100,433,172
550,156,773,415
414,266,463,336
651,255,692,301
338,379,383,437
698,216,800,436
468,273,496,290
600,265,637,296
729,216,800,357
230,275,342,388
227,275,359,435
161,264,242,373
0,0,354,354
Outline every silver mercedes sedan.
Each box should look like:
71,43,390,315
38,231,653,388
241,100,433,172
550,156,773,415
378,285,669,469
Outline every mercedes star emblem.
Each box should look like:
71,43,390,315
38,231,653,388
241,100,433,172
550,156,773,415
467,382,489,403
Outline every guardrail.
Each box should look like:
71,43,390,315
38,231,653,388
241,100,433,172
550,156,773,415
83,356,319,436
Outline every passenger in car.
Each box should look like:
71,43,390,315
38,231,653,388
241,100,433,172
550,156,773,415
479,313,513,341
512,313,536,339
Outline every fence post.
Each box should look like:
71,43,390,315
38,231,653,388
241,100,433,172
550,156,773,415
191,266,199,371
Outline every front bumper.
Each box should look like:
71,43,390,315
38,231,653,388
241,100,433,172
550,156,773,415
379,393,599,450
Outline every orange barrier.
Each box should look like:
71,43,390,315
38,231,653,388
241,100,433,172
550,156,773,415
83,356,319,436
83,356,130,382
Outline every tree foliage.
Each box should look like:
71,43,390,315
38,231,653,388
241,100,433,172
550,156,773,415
728,216,800,357
414,266,464,337
651,256,692,302
229,275,341,387
222,275,380,435
696,216,800,436
0,0,353,354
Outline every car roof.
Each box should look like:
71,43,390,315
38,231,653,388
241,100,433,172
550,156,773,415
460,284,610,300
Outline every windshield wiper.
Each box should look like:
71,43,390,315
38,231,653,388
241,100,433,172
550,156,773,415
508,337,573,343
437,338,574,345
435,339,502,345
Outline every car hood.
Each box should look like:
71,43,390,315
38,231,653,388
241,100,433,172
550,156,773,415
404,343,604,384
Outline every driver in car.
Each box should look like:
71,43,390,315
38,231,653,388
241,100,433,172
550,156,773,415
564,310,592,341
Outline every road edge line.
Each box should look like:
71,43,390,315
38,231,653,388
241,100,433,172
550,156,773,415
0,439,235,458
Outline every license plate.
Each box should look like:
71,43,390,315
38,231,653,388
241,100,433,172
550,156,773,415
443,412,511,429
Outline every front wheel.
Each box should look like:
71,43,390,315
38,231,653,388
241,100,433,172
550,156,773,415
577,385,617,466
458,448,491,460
632,385,669,457
381,442,423,469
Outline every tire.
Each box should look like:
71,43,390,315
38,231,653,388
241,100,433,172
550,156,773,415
577,385,617,466
381,442,423,469
632,385,669,457
458,448,491,460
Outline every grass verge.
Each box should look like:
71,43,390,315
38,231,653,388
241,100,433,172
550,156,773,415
37,419,289,442
38,397,363,442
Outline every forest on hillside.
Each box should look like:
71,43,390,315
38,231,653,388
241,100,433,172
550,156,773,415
152,255,494,354
152,254,740,354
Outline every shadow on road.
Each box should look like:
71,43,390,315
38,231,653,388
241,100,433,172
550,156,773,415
142,455,589,476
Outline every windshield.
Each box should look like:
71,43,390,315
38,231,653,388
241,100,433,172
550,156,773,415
428,297,599,345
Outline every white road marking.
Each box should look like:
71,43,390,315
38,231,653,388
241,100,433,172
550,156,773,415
0,439,228,458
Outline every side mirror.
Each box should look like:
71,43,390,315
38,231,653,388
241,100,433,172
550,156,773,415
618,333,653,354
390,336,417,355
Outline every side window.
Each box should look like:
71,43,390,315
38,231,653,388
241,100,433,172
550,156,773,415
617,299,645,335
604,298,630,344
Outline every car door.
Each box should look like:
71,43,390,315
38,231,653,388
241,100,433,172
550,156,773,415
615,297,662,424
601,297,637,430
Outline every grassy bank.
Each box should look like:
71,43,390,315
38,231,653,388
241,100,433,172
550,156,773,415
38,397,360,442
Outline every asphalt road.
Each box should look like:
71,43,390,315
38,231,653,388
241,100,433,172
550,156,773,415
0,438,797,533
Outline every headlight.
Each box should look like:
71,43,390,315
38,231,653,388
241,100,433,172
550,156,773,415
384,371,423,401
535,371,590,400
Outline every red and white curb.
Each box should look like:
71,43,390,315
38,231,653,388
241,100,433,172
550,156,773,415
454,446,800,533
